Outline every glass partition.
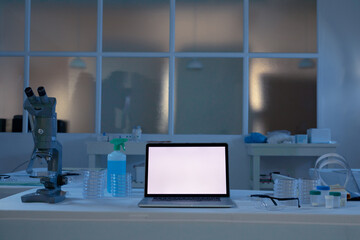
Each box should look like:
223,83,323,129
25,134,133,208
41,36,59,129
174,58,243,134
0,0,25,51
249,58,317,134
30,57,96,133
175,0,243,52
101,57,169,134
103,0,169,52
31,0,97,51
0,57,24,132
249,0,317,52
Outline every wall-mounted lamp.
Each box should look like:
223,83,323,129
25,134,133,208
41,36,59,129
187,58,203,70
69,57,86,69
298,58,315,69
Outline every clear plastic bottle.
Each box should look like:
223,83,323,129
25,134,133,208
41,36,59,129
132,126,142,142
107,138,128,196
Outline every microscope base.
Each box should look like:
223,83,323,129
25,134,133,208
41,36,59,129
21,188,66,204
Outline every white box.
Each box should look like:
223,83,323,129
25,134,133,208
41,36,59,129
307,128,331,143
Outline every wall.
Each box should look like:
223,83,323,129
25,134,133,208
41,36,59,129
318,0,360,168
1,0,360,189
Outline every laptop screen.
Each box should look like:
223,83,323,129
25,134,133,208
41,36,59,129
145,143,229,197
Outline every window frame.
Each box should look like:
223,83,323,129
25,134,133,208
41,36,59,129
0,0,319,137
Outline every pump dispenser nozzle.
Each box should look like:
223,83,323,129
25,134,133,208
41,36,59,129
110,138,128,151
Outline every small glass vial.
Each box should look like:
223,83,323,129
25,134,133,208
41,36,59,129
316,185,330,206
132,126,142,142
329,192,341,208
340,192,347,207
310,190,322,207
325,195,334,209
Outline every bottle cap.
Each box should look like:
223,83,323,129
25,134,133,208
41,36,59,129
110,138,128,151
329,192,341,197
310,190,321,195
316,185,330,191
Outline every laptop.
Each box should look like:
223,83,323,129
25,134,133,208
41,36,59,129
138,143,235,208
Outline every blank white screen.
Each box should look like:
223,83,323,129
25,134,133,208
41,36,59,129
147,146,227,194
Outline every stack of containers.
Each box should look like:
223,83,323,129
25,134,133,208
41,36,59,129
82,169,106,199
111,173,132,197
298,179,320,204
274,179,298,206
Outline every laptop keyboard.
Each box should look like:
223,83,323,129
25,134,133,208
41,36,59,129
153,197,221,202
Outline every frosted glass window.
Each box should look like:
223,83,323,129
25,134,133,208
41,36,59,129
249,0,317,53
0,57,24,132
175,58,243,134
30,57,96,133
175,0,243,52
101,58,169,134
31,0,97,52
0,0,25,51
249,58,317,134
103,0,169,52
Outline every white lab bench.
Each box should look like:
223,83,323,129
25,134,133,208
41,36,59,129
246,143,337,190
1,186,360,240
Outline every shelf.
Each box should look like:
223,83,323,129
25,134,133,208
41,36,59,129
246,143,338,190
246,143,337,157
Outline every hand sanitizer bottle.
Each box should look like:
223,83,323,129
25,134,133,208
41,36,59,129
107,138,128,196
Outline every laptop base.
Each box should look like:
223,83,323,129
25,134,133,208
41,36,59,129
138,197,235,208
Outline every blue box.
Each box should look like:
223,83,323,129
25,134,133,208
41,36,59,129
295,134,308,144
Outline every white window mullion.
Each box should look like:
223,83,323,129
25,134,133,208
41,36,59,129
242,0,249,135
316,0,321,128
23,0,31,133
249,52,319,58
95,0,103,134
168,0,176,136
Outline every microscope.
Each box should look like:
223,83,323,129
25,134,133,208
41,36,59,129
21,86,67,203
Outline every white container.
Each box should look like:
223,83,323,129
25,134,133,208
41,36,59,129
340,192,347,207
309,190,322,207
316,185,330,206
325,195,334,208
329,192,341,208
307,128,331,143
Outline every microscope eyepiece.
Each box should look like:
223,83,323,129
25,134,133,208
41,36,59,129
25,87,39,104
25,87,34,97
37,86,46,97
37,86,49,103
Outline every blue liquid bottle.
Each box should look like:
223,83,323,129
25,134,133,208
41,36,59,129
107,138,128,196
